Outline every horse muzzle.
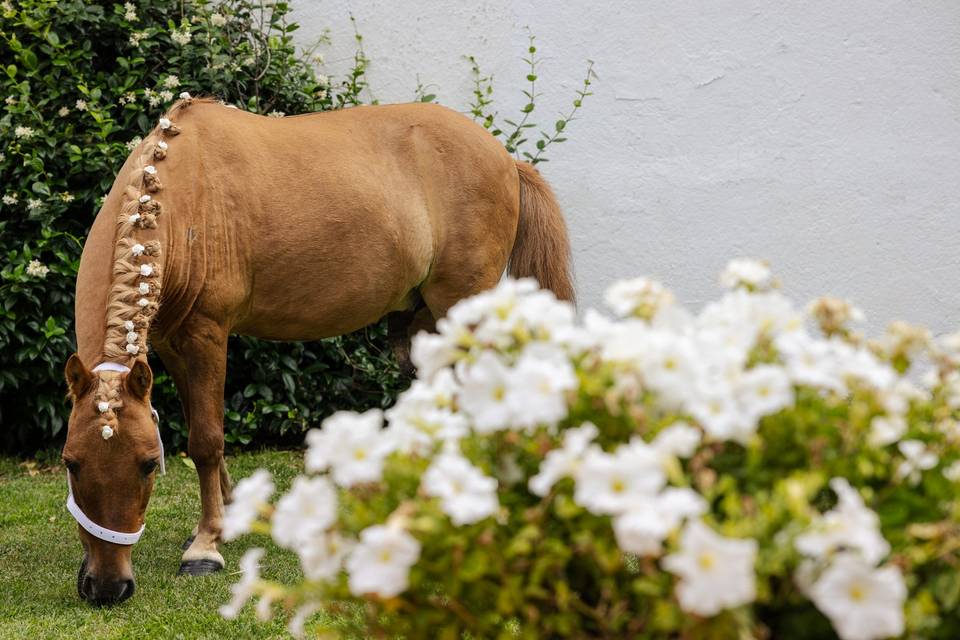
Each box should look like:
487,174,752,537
77,557,135,606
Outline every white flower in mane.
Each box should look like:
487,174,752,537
139,282,150,294
574,438,666,515
158,117,172,129
720,258,773,291
137,297,149,307
126,331,138,344
124,320,135,331
129,213,141,224
895,440,938,485
97,401,110,413
305,409,393,486
125,343,139,355
271,475,338,549
346,524,420,598
131,244,145,256
139,194,151,203
140,264,153,276
179,91,191,100
143,165,157,175
219,548,265,619
807,553,906,640
422,451,499,526
795,478,890,565
156,140,168,151
222,469,274,540
529,422,598,496
613,487,707,556
662,519,758,617
100,425,114,440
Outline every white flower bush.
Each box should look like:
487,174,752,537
222,260,960,639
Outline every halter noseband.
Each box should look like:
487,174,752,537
65,362,165,546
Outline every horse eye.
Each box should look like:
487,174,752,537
141,459,159,475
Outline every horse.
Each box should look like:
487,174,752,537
61,97,573,605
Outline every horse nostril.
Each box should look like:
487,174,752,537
116,579,135,603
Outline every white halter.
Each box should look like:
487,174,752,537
65,362,165,545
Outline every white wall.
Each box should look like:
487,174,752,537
292,1,960,335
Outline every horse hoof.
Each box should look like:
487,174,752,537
181,534,196,551
178,559,223,576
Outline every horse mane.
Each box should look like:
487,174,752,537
93,96,215,428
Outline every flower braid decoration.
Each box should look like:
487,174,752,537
94,97,192,437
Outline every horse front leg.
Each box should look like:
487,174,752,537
157,318,230,576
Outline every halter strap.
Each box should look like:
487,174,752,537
65,361,165,545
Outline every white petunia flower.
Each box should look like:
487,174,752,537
574,439,666,515
384,370,467,454
422,452,499,526
410,331,457,379
222,469,274,540
297,531,352,582
868,414,906,447
604,276,675,320
457,351,514,432
807,553,906,640
662,519,758,617
612,487,707,556
943,460,960,482
287,602,320,639
651,421,701,460
529,422,598,496
305,409,392,486
346,525,420,598
795,478,890,565
219,548,264,619
271,475,337,549
737,364,794,420
506,347,577,430
720,258,773,291
896,440,938,485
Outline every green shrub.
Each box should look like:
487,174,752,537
0,1,593,452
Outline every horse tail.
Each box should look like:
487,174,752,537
509,161,575,302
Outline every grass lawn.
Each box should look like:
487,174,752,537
0,448,338,639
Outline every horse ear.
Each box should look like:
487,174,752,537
64,354,93,399
126,359,153,400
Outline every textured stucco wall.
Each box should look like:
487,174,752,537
292,1,960,334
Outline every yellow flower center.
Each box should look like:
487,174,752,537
379,550,393,563
848,583,866,602
698,552,716,570
493,386,505,401
353,449,367,460
611,478,626,494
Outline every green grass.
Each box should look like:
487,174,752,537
0,449,327,639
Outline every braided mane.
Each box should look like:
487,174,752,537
93,97,198,430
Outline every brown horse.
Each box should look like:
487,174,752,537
62,98,573,604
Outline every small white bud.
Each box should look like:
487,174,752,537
139,194,151,203
179,92,191,100
139,282,150,295
126,331,138,344
101,425,114,440
140,264,153,277
144,165,157,175
129,213,141,223
138,298,150,308
157,140,168,150
124,320,135,331
97,401,110,413
126,343,140,354
131,243,145,256
159,117,172,129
